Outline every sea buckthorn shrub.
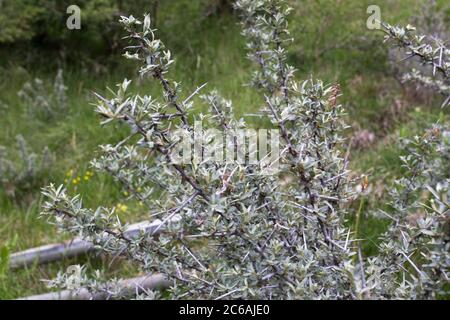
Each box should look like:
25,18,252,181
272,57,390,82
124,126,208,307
17,69,68,119
41,0,449,299
364,127,449,299
382,14,449,107
0,135,53,198
387,1,448,93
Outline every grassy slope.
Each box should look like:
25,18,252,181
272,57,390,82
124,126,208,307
0,0,448,298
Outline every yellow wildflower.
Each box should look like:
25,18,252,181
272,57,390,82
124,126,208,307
117,203,128,212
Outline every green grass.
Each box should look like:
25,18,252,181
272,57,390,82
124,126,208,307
0,0,448,298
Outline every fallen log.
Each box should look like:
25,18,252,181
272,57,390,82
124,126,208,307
9,239,92,269
10,219,167,269
18,273,170,300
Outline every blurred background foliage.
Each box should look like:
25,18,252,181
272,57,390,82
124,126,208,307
0,0,233,61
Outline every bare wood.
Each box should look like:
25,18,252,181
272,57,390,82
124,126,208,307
18,274,170,300
9,219,172,269
9,239,93,269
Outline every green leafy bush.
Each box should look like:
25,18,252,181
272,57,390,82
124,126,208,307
0,0,44,43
